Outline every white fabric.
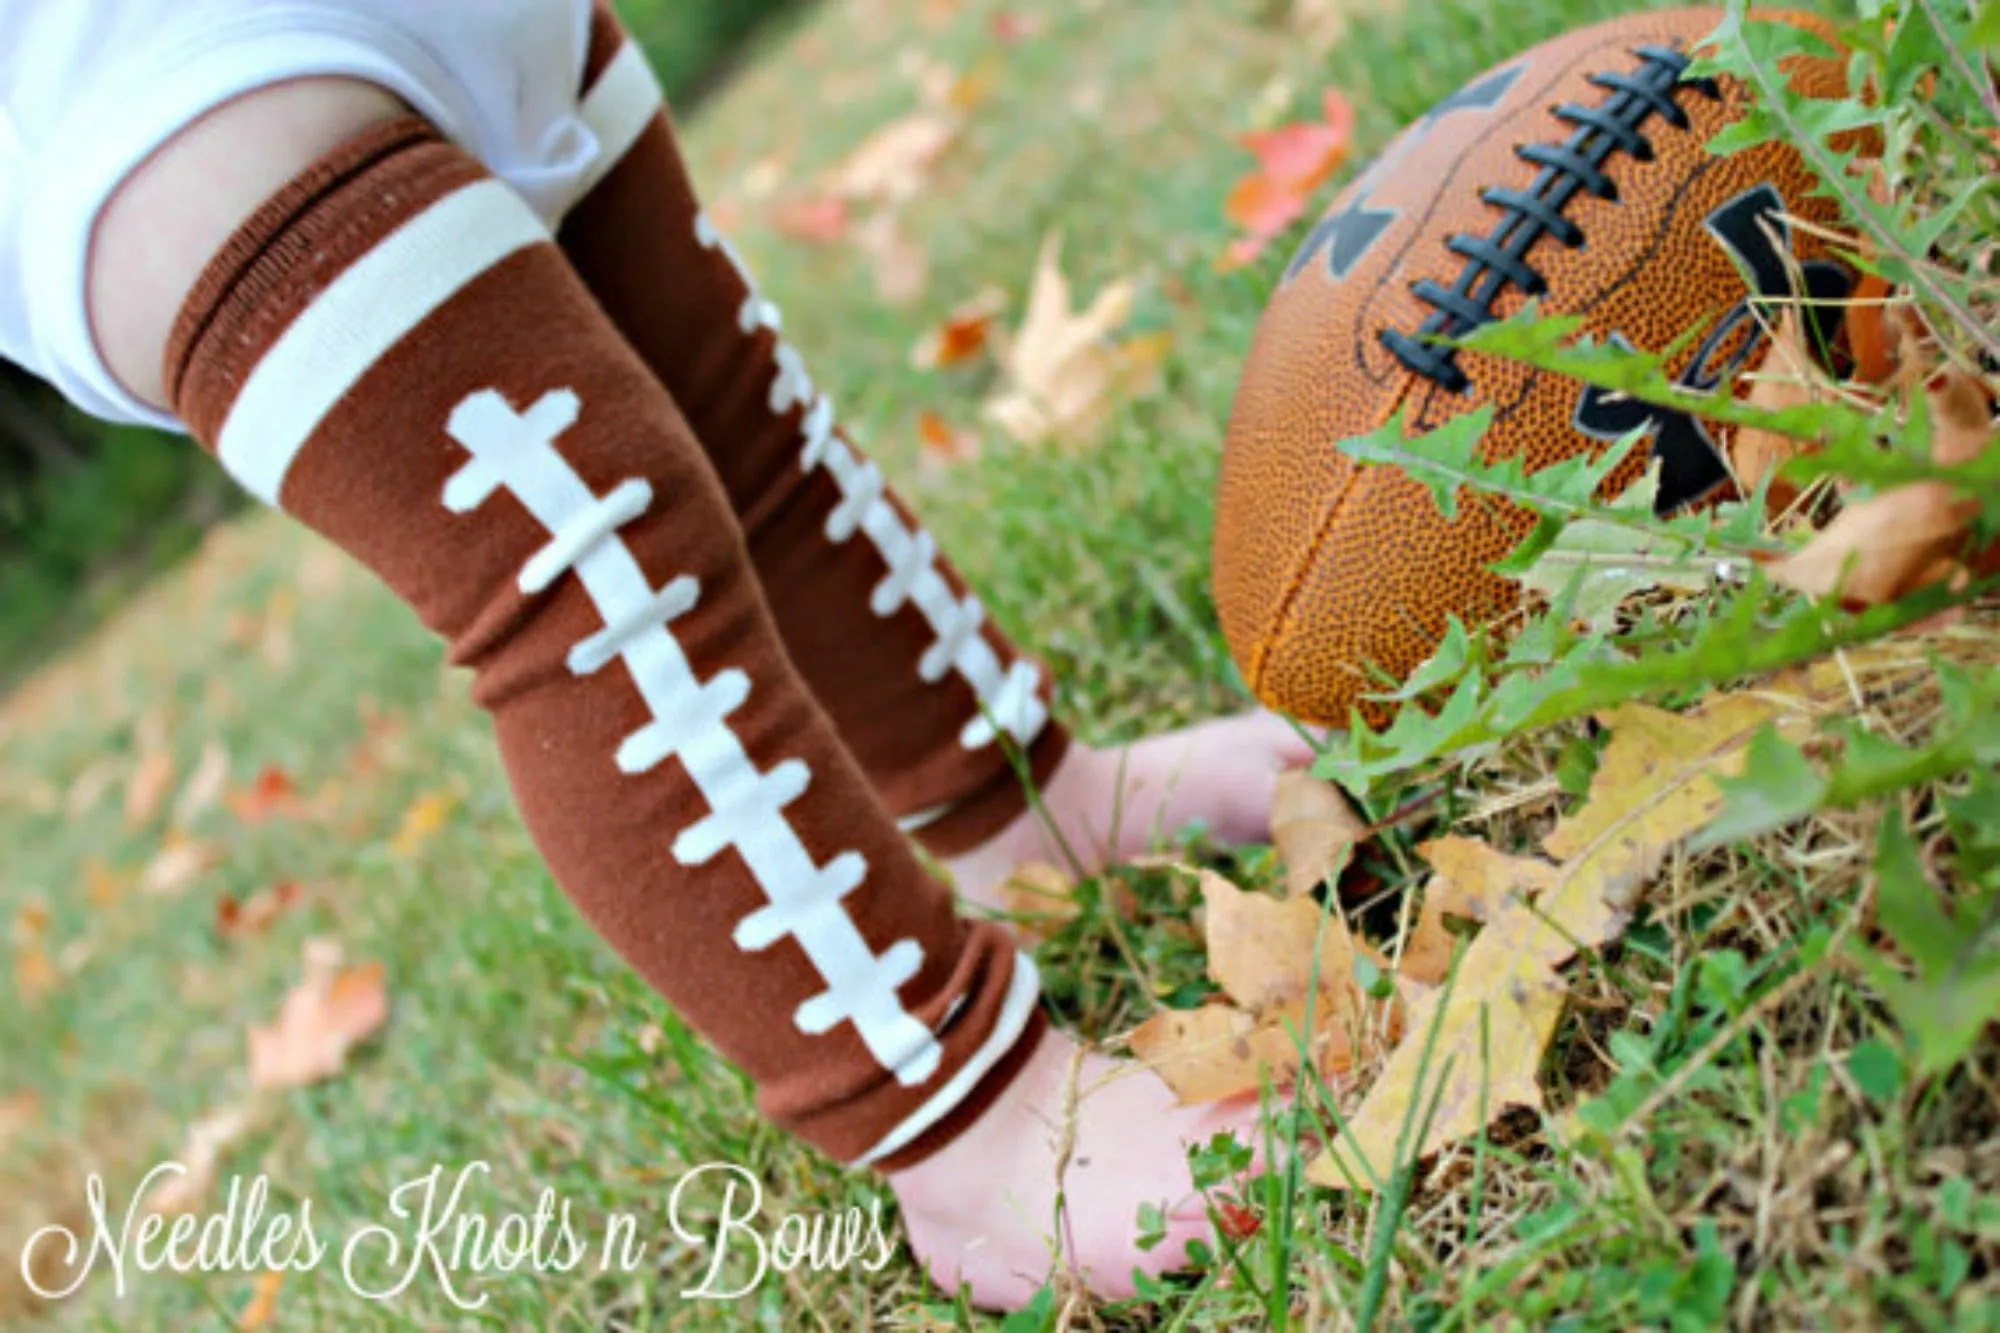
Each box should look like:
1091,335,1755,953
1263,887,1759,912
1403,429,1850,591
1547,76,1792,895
0,0,600,431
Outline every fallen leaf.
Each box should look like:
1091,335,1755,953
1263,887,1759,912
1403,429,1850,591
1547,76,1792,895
124,747,177,828
171,741,232,826
247,940,391,1091
917,411,982,468
239,1270,285,1331
145,1105,253,1215
390,790,458,858
1310,911,1565,1188
1219,89,1354,271
911,287,1008,370
1269,769,1365,898
944,53,1003,113
230,765,303,824
828,111,959,205
854,207,930,305
1127,1003,1312,1103
984,233,1168,447
1764,361,1994,606
0,1090,38,1148
1203,870,1357,1013
1398,837,1559,986
1731,309,1824,511
771,193,851,244
217,883,308,941
990,11,1045,42
13,946,56,1003
1313,693,1796,1188
85,858,127,908
141,834,220,897
1544,694,1790,941
998,862,1081,941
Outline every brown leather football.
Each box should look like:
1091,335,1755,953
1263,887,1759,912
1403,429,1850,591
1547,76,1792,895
1212,7,1852,727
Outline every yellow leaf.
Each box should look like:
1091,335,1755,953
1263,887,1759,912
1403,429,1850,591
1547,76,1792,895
247,940,390,1091
998,862,1081,942
1544,696,1787,947
1201,870,1355,1015
1310,908,1565,1189
983,232,1160,448
391,790,458,858
1127,1004,1313,1104
1269,769,1365,898
239,1270,285,1330
1398,837,1559,987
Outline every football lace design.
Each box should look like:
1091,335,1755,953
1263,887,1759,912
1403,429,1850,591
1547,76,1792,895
1382,44,1724,392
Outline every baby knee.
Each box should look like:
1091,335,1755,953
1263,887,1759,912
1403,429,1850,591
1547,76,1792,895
87,78,410,412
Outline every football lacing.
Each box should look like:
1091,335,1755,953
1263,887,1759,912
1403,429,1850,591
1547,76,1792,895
1383,43,1723,392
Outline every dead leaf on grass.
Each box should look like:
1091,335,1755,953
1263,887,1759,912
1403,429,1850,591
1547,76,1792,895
247,940,390,1091
141,833,220,897
1270,769,1365,898
1398,837,1560,986
217,883,309,942
145,1104,254,1216
998,862,1081,941
911,287,1008,370
124,747,176,828
1765,361,1995,607
390,790,458,858
984,233,1170,447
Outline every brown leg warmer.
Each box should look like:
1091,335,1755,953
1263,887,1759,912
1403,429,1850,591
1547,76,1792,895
163,116,1045,1170
553,4,1070,857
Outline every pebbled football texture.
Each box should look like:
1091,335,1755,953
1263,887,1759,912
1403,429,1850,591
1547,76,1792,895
1213,7,1850,727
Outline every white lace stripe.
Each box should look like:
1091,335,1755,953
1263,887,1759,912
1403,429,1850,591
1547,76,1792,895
695,213,780,334
854,951,1044,1165
735,850,868,950
520,478,651,594
571,39,665,205
960,661,1049,749
825,462,886,543
444,388,943,1082
794,938,937,1083
219,180,545,506
568,575,699,676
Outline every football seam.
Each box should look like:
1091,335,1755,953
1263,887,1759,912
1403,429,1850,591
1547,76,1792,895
1250,375,1418,703
1382,41,1723,393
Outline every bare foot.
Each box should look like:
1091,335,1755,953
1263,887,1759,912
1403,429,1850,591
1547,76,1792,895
888,1026,1266,1309
946,710,1318,913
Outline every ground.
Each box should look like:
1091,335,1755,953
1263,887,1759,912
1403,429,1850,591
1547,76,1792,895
3,0,1995,1328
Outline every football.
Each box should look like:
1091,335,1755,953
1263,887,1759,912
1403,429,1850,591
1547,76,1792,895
1211,7,1853,727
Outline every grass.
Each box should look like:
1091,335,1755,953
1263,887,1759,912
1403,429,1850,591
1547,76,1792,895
1,0,1995,1327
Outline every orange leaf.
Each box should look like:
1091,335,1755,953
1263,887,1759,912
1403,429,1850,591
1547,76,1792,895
917,411,982,468
1269,769,1365,898
1219,89,1354,269
911,287,1008,370
247,941,390,1091
390,790,458,858
239,1270,285,1331
1398,837,1560,987
217,882,308,942
230,764,303,824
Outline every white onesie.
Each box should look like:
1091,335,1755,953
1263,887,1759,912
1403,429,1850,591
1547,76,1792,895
0,0,603,431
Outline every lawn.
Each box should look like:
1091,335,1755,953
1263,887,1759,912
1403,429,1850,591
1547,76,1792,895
3,0,1995,1328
